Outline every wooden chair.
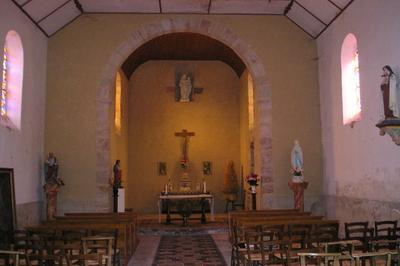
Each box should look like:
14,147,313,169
26,253,65,266
82,236,114,266
287,224,318,265
89,229,120,266
66,254,104,266
344,222,373,252
352,251,397,266
298,252,342,266
231,224,257,266
242,231,287,266
374,220,397,250
0,250,25,266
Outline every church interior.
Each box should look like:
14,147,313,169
1,0,400,265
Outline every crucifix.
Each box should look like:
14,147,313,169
174,129,195,161
166,73,204,102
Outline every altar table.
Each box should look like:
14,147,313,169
157,193,215,223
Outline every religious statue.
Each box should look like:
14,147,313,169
291,140,304,183
288,141,308,211
43,152,64,220
380,65,399,119
222,160,239,204
178,74,192,102
112,160,123,188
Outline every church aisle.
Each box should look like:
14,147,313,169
129,234,231,265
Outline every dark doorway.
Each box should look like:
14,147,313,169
0,168,16,248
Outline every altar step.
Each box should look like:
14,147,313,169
138,213,228,236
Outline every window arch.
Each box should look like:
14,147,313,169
114,71,122,134
1,30,24,129
341,33,361,126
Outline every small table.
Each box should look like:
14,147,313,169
158,193,215,224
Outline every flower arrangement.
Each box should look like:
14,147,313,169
246,173,259,186
291,167,303,176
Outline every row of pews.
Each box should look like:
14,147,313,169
229,209,400,266
1,211,138,266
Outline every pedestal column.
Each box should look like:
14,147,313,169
288,181,309,212
44,183,60,220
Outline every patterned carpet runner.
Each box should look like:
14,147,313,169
152,234,227,265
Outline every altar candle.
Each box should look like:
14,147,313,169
203,180,206,193
165,184,168,194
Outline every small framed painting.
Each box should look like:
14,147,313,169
203,161,212,175
158,162,167,176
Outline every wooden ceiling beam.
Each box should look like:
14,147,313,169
37,0,72,24
294,0,327,26
327,0,343,11
10,0,49,37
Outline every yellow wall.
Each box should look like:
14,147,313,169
239,70,251,208
128,61,240,213
45,14,322,212
110,70,129,197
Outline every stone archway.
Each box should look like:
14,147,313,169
95,18,273,210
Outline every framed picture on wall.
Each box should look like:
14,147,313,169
0,168,16,248
158,162,167,176
203,161,212,175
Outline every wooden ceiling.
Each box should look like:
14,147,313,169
121,33,246,78
11,0,354,38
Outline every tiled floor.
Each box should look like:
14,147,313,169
129,233,231,266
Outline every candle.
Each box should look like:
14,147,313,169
203,180,207,193
165,184,168,194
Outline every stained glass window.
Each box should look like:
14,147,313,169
1,30,24,129
248,73,254,131
341,33,361,126
115,72,122,134
1,47,8,117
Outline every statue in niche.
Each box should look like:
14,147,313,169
178,74,193,102
380,65,399,119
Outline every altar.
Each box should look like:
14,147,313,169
158,193,215,224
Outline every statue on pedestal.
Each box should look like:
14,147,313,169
288,141,308,211
43,152,64,220
376,65,400,146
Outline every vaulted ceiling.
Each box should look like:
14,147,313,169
121,33,247,77
12,0,354,38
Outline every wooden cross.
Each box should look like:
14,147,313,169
174,129,195,161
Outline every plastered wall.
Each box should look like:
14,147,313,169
128,61,240,213
110,71,129,205
0,1,47,225
46,14,322,212
317,0,400,222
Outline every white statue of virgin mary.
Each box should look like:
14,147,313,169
291,140,304,182
179,74,192,102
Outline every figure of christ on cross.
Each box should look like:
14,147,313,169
175,129,195,168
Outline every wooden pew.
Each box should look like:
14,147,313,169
26,220,132,266
63,212,138,251
228,210,310,229
230,217,339,265
228,210,312,240
53,217,133,258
